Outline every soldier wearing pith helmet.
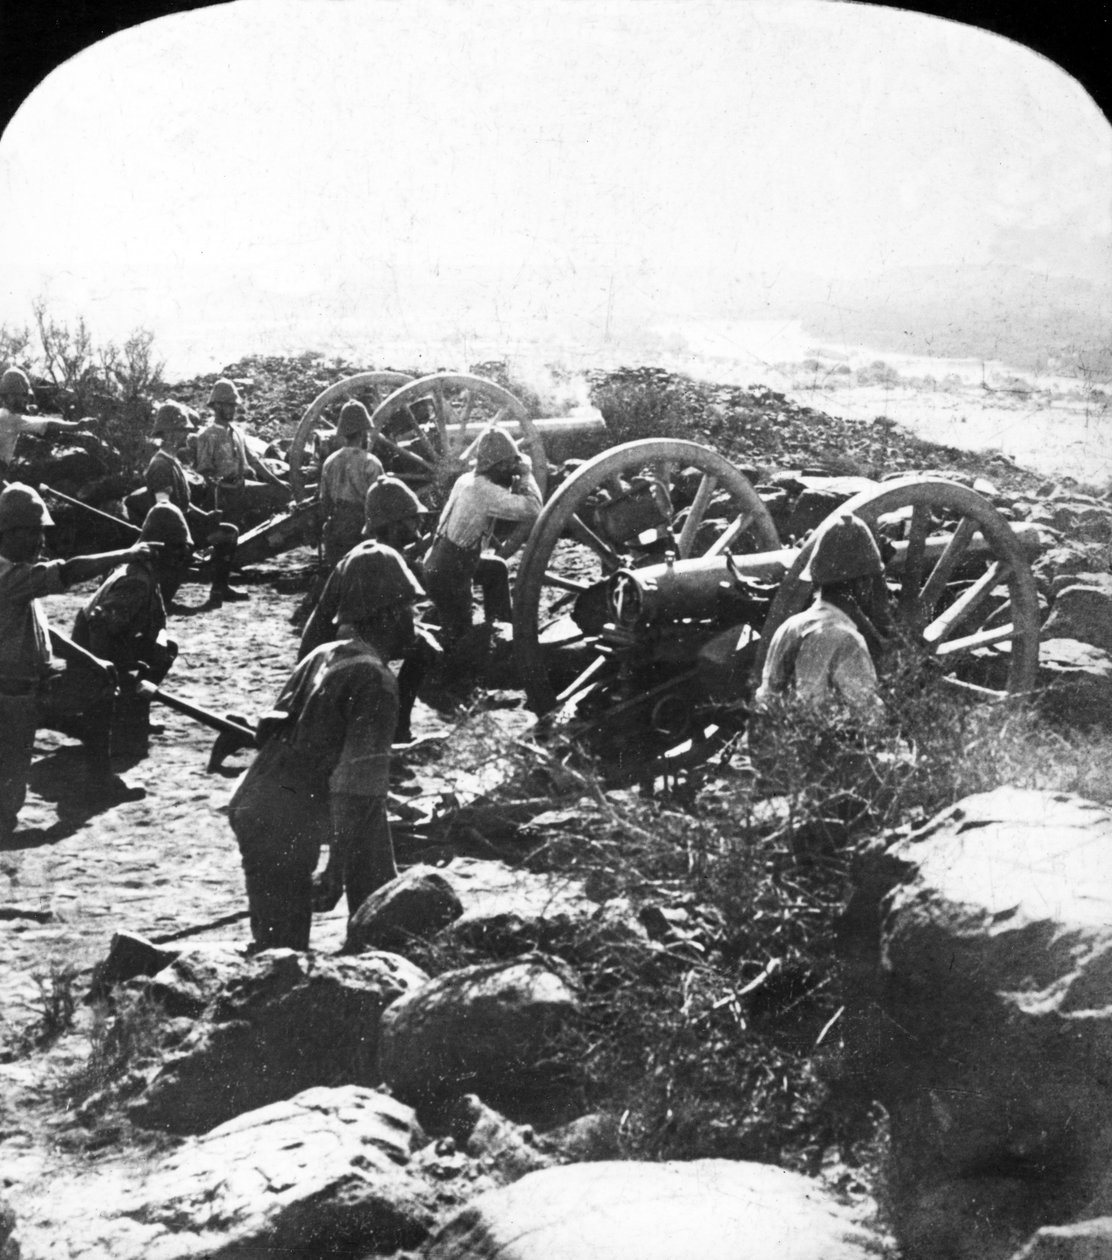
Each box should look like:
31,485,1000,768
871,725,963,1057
423,423,542,646
0,367,91,482
754,512,888,713
299,475,436,741
145,399,242,607
0,483,156,839
318,399,384,569
229,543,423,951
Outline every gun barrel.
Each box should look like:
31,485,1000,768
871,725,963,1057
609,521,1046,627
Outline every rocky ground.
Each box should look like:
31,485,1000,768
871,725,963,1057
0,356,1109,1257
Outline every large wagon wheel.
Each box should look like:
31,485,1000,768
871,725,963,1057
756,476,1041,699
287,371,414,500
368,373,549,507
513,440,780,777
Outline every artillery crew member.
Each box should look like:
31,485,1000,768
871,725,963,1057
754,512,887,715
423,425,541,645
300,475,435,742
318,400,384,569
195,378,289,527
228,544,424,951
0,367,90,483
146,400,243,606
71,504,187,755
0,483,154,841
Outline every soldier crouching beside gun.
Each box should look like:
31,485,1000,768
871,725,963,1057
748,512,891,812
71,504,189,758
227,545,424,952
0,484,157,843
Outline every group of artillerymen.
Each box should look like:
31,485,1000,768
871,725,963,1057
0,366,886,952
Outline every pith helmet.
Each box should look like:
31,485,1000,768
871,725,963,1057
207,378,241,407
151,400,193,437
338,399,372,438
363,475,425,535
0,367,31,399
336,543,424,621
0,483,53,531
472,425,521,473
801,513,885,585
141,502,190,546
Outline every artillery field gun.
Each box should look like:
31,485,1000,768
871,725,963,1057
511,438,1041,782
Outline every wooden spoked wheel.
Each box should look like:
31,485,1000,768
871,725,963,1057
286,371,414,500
756,476,1041,698
367,373,548,510
512,439,780,778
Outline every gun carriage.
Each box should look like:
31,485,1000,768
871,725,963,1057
511,438,1042,782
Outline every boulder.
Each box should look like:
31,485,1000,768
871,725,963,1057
1032,544,1111,597
435,857,646,961
1049,571,1112,601
87,931,181,1002
1028,499,1112,544
347,864,464,953
143,943,252,1017
1042,584,1112,654
377,955,581,1114
29,1087,437,1260
1037,639,1112,728
424,1160,880,1260
850,788,1112,1260
128,949,428,1134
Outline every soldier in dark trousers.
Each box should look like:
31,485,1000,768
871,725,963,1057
71,503,188,756
422,425,541,645
228,544,423,951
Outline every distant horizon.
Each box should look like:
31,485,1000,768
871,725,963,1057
2,0,1109,386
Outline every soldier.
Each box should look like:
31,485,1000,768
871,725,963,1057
195,377,289,530
423,425,542,646
228,544,423,951
71,503,188,755
145,400,244,606
318,400,384,569
0,367,90,483
0,484,155,841
753,513,888,715
300,475,435,742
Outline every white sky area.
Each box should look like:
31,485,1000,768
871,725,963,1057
0,0,1109,375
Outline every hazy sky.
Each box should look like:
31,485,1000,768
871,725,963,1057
0,0,1109,371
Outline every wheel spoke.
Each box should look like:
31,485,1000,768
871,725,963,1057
677,473,717,559
706,511,756,557
459,388,474,428
542,571,592,593
556,653,610,705
923,561,1009,645
917,515,978,614
898,501,932,617
374,432,438,472
568,513,621,570
934,622,1015,656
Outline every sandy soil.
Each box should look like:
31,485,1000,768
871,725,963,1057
0,548,531,1023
